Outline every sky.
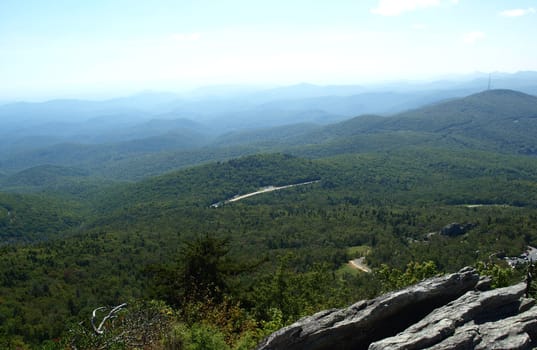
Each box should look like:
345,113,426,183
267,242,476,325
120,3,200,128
1,0,536,100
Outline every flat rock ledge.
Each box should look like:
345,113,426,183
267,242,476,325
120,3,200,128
256,267,537,350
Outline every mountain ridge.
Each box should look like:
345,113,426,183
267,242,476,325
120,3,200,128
2,88,537,180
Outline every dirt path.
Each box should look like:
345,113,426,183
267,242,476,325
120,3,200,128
349,257,372,273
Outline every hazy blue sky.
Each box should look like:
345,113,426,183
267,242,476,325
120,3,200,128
1,0,536,100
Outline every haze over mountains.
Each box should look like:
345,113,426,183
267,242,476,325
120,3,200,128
1,71,537,184
4,0,537,347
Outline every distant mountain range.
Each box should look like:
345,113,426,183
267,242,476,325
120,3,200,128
2,88,537,181
1,71,537,182
2,70,536,129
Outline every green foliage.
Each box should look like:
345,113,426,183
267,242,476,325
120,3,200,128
377,261,439,292
0,192,84,243
148,234,235,306
180,235,231,301
165,323,230,350
178,295,256,342
250,258,345,324
475,261,514,288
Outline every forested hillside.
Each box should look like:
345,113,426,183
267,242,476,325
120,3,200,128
1,146,537,348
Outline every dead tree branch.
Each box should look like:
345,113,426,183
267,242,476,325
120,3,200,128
91,303,128,335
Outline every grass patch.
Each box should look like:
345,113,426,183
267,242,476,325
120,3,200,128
336,263,362,277
346,245,371,258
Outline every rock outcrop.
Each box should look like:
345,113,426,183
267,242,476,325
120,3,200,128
440,222,476,236
256,267,537,350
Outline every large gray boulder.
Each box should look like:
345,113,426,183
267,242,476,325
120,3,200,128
256,267,480,350
369,282,533,349
256,267,537,350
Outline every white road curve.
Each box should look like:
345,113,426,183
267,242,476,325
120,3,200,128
211,180,320,207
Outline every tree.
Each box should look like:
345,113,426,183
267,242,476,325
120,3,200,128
181,234,231,301
148,234,232,306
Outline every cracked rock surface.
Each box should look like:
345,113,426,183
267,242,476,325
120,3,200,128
256,267,537,350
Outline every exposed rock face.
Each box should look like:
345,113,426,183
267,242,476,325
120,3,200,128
440,222,476,236
370,282,535,350
256,267,537,350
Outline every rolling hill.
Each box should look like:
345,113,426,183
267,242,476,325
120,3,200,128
205,89,537,160
347,89,537,154
382,89,537,138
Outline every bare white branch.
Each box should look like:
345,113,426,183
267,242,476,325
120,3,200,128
91,303,128,335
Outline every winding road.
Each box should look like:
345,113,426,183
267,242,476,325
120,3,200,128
211,180,320,207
